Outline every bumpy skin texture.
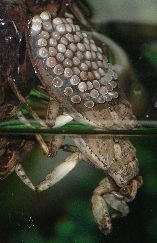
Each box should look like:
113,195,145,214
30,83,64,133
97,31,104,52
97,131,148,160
0,1,142,235
73,100,139,187
27,10,142,235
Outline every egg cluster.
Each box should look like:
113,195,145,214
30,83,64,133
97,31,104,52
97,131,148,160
30,11,119,108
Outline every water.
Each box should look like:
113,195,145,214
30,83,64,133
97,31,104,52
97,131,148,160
1,1,157,243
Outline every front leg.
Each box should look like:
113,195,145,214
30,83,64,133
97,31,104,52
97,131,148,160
91,176,142,234
46,98,59,127
15,163,36,191
9,77,73,157
46,97,73,128
17,106,73,157
15,152,82,191
8,77,47,128
17,110,51,156
36,152,82,191
45,99,73,156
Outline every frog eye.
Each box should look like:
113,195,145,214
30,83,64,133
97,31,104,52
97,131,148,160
28,11,119,109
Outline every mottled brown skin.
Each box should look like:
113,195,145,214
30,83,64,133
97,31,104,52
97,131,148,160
75,103,141,234
70,96,141,234
27,7,142,234
72,97,139,186
32,61,141,233
42,96,141,234
0,1,142,235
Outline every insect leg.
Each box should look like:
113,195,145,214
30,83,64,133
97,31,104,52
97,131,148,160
91,177,129,235
15,163,35,191
92,175,142,234
17,110,50,155
46,98,59,127
61,144,80,153
36,152,82,192
46,98,73,127
17,110,64,156
8,77,47,128
45,98,73,156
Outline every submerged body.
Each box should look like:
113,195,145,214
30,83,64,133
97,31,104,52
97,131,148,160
0,5,142,235
26,10,142,234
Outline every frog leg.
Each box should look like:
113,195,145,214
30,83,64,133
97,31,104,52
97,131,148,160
91,177,140,235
